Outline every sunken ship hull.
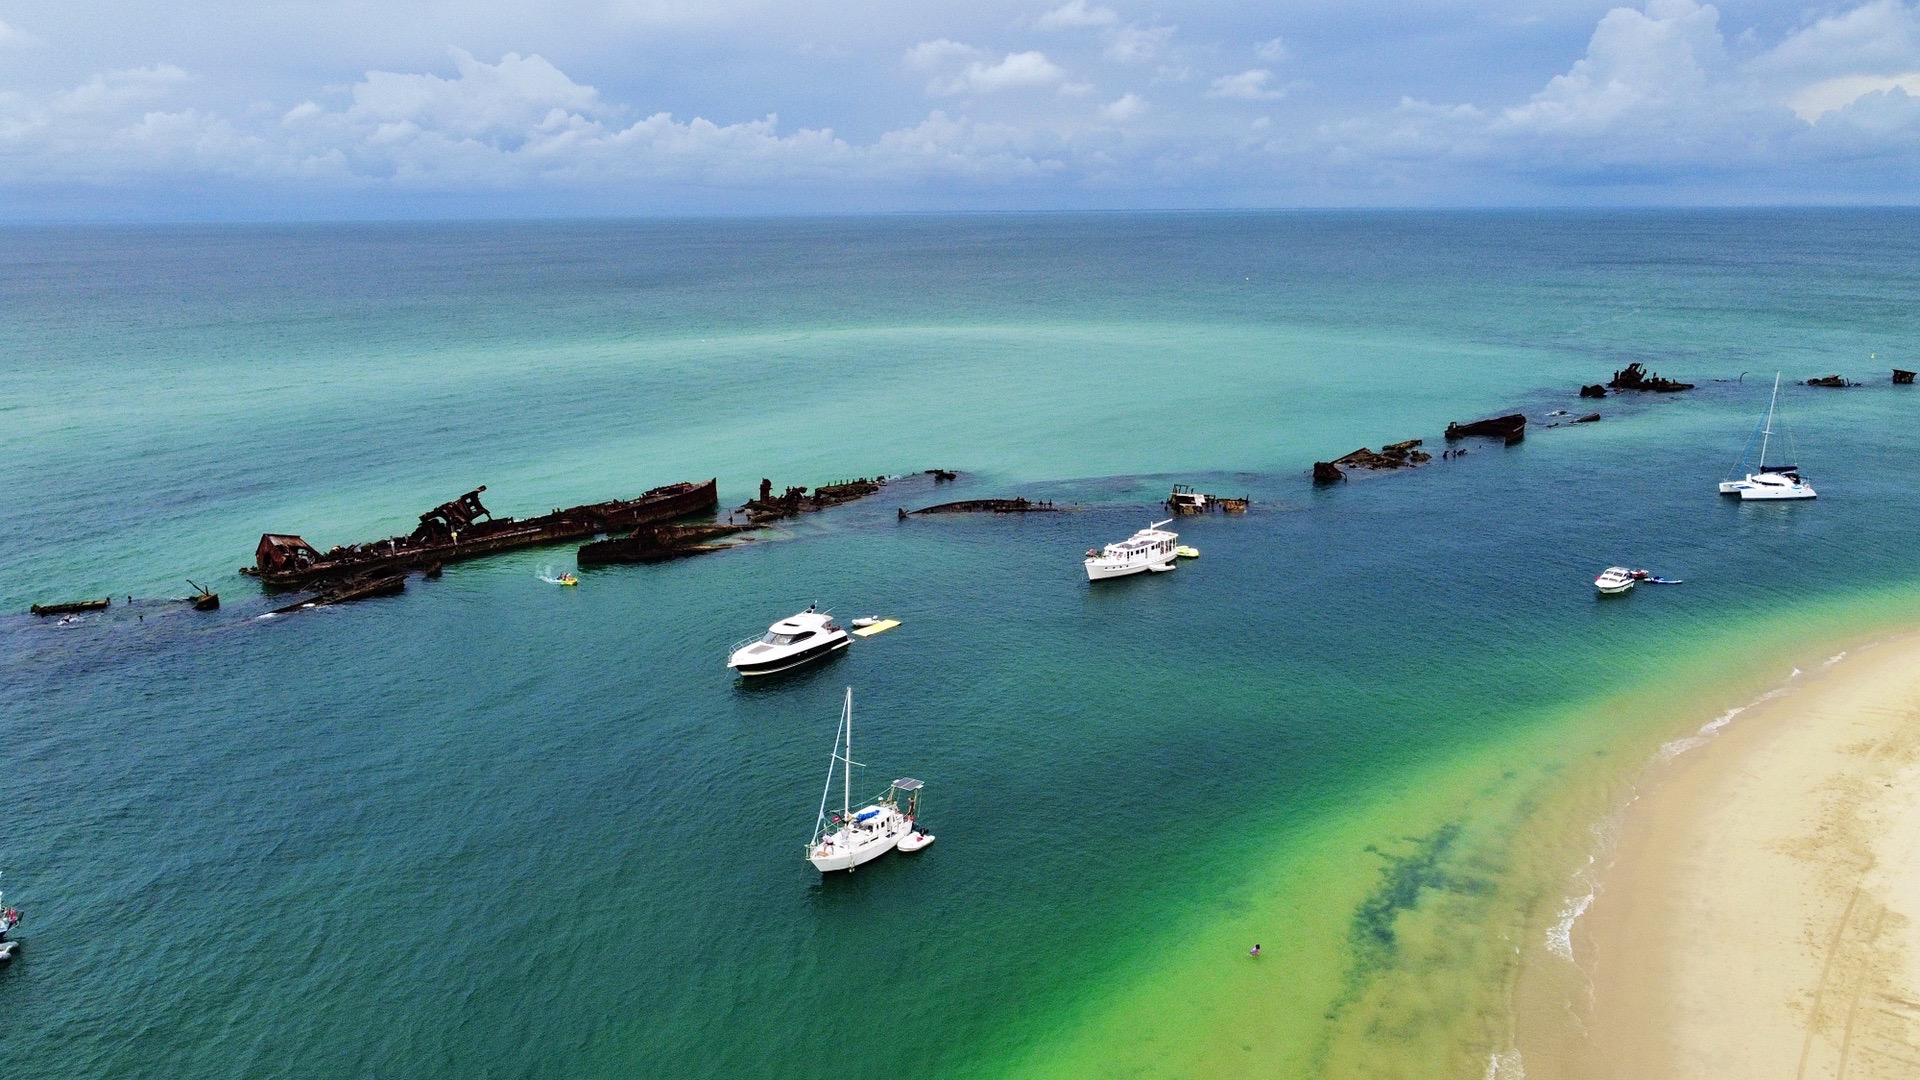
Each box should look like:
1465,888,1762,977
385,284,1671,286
246,479,718,587
577,523,755,565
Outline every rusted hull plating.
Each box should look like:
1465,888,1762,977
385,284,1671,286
246,479,718,587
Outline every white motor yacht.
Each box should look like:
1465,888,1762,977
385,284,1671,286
1721,374,1817,501
806,689,926,873
1595,567,1637,594
1085,519,1180,581
727,606,850,676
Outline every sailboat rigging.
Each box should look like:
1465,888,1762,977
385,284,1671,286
1719,373,1816,501
806,689,928,873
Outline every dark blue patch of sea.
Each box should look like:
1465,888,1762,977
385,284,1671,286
2,211,1918,1077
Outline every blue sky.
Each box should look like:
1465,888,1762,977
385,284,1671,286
2,1,1919,217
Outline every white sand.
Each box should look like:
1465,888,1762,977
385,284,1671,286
1521,632,1920,1079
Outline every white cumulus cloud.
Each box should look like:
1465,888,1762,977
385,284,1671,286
904,39,981,71
1105,24,1174,64
1208,69,1284,100
1036,1,1117,31
930,51,1066,96
1100,92,1146,123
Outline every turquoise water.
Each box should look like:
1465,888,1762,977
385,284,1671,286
4,212,1919,1077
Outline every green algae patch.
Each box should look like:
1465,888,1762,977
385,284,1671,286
988,583,1920,1080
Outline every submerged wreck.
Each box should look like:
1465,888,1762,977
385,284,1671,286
1331,440,1432,471
578,523,757,564
901,497,1057,516
1166,485,1249,514
738,477,887,524
30,597,111,616
1608,363,1694,392
245,480,718,587
1444,415,1527,445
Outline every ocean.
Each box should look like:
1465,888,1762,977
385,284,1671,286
3,211,1918,1078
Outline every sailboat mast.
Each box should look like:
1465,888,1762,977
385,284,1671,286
842,688,853,817
1759,372,1779,467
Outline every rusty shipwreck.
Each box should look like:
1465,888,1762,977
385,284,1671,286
244,480,718,587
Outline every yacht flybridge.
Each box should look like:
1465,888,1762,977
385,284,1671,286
727,605,850,677
807,689,929,873
1085,519,1180,581
1720,374,1816,501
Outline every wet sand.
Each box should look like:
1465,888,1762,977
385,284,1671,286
1519,631,1920,1079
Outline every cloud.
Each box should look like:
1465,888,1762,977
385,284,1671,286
1036,1,1116,31
337,49,607,142
1788,72,1920,121
1104,24,1174,64
1208,70,1285,101
1100,92,1146,123
930,51,1066,96
1315,0,1920,191
0,18,42,48
904,39,980,71
10,1,1920,212
0,50,1097,196
1755,0,1920,81
1494,0,1728,136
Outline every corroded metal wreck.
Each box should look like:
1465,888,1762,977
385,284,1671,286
244,480,718,587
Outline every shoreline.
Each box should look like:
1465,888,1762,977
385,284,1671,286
1514,628,1920,1079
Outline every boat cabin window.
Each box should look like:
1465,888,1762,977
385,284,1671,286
760,630,818,646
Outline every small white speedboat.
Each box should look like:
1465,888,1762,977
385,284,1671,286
727,606,850,676
0,940,16,962
1085,520,1179,581
1595,567,1637,594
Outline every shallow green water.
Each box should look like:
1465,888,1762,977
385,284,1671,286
3,212,1918,1077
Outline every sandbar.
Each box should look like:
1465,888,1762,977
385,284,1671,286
1520,630,1920,1079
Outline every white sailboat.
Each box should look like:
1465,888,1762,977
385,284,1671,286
806,689,922,873
1720,373,1816,501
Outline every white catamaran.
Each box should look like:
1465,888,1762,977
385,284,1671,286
1720,373,1816,501
806,689,926,873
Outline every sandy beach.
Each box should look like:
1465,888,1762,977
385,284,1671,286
1520,630,1920,1079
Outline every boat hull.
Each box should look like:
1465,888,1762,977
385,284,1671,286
730,634,850,676
1085,551,1177,581
809,807,912,872
1739,485,1816,501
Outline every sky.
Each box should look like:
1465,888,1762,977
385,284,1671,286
2,0,1919,217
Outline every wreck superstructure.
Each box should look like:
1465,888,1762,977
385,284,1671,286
245,480,718,587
